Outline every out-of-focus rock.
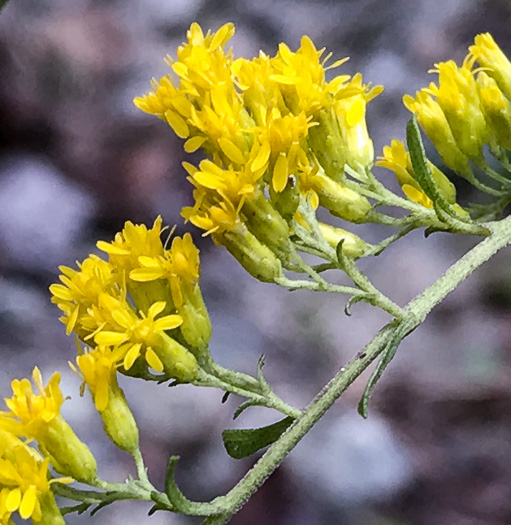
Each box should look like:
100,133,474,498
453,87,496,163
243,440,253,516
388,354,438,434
0,155,96,274
288,410,413,504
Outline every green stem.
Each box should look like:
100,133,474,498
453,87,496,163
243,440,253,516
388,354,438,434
132,448,151,487
198,214,511,523
275,275,363,296
193,368,301,419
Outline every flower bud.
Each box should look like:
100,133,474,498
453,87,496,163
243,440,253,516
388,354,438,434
220,224,283,282
155,333,198,382
403,92,470,175
241,194,293,261
318,223,368,258
477,71,511,151
38,415,97,484
269,175,300,221
309,171,371,223
334,94,375,170
176,283,212,350
100,384,139,453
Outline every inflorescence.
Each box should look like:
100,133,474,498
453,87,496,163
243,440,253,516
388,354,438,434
1,24,511,524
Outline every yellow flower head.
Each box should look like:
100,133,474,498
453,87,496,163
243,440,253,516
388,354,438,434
72,346,140,452
50,255,117,336
172,22,235,89
403,88,470,174
377,140,416,187
181,176,243,238
97,216,165,274
73,345,125,412
2,368,63,439
0,446,57,522
427,58,488,158
270,36,350,115
93,296,183,372
476,70,511,150
233,53,287,125
0,369,97,485
377,140,432,208
130,231,204,307
170,233,200,285
469,32,511,100
191,159,261,205
258,109,311,192
134,23,252,161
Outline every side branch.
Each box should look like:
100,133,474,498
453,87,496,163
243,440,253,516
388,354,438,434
201,214,511,524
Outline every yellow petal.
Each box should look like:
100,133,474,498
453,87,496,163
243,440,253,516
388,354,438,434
154,314,183,331
6,488,21,512
19,486,37,519
402,184,433,209
95,379,109,412
209,22,235,50
165,109,189,139
170,277,183,308
270,74,299,85
184,136,207,153
49,284,73,301
345,97,365,127
218,137,245,165
251,141,271,172
123,344,142,370
111,308,132,329
148,301,166,319
95,331,129,346
182,161,198,176
172,62,188,79
130,268,164,282
273,154,289,192
66,305,80,336
96,240,129,255
145,347,164,372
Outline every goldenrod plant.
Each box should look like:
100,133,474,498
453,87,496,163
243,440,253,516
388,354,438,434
1,23,511,524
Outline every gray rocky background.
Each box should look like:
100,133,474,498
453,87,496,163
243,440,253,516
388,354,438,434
1,1,511,524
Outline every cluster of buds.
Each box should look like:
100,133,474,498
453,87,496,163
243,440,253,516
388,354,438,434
379,33,511,212
134,23,380,280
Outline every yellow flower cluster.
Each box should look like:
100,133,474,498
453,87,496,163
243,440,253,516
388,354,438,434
0,369,88,524
50,217,211,450
380,33,511,209
51,217,209,383
135,23,380,277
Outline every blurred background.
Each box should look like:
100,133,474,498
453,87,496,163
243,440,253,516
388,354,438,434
1,0,511,524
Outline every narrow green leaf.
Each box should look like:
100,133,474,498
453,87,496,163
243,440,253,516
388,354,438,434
222,417,294,459
406,116,453,218
335,239,346,266
358,319,417,418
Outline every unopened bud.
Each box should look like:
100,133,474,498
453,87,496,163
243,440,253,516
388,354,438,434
310,171,371,223
155,334,198,382
318,223,368,258
39,415,97,484
220,224,283,283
